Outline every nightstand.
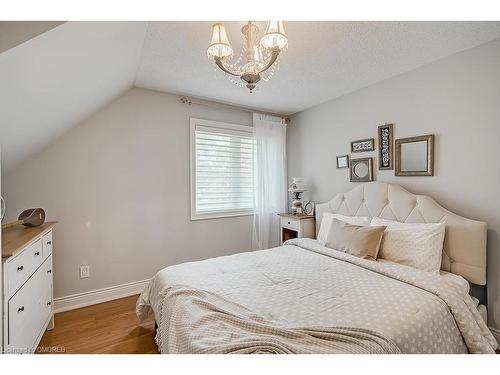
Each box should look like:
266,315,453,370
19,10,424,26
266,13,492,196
278,213,316,245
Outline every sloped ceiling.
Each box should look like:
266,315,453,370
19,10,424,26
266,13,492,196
2,21,500,174
0,21,148,174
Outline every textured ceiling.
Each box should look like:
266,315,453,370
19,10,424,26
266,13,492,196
0,21,147,173
135,21,500,115
2,21,500,174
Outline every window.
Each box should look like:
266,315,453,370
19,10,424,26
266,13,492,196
190,118,255,220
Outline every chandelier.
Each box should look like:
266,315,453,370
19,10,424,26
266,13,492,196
207,21,288,92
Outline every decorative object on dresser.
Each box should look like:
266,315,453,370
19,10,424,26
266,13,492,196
378,123,394,170
288,177,307,215
2,222,57,353
0,196,5,222
1,207,46,229
351,138,375,153
336,154,349,169
395,134,434,176
278,213,315,244
350,157,374,182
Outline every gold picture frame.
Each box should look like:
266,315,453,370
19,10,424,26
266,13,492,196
351,138,375,153
395,134,434,176
336,154,349,169
350,157,373,182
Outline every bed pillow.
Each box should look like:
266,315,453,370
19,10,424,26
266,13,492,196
317,213,371,245
324,219,386,260
371,217,445,273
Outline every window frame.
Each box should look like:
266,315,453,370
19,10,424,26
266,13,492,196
190,118,255,221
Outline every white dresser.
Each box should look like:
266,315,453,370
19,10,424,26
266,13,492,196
2,222,56,353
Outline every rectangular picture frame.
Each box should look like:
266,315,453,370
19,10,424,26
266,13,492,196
395,134,435,176
378,123,393,170
351,138,375,153
350,157,374,182
302,201,315,216
336,154,349,169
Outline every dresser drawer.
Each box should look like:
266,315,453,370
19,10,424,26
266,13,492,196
8,255,53,353
42,231,53,259
280,217,299,231
5,239,43,295
32,257,53,341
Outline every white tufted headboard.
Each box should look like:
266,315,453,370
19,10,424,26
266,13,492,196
315,182,487,285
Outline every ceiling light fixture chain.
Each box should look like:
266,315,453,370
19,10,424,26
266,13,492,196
207,21,288,92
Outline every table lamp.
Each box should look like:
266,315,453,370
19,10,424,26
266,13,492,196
288,177,307,215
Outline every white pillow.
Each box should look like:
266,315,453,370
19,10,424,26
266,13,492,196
371,217,445,273
317,213,370,245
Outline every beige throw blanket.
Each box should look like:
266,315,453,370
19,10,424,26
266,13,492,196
137,238,498,354
156,286,401,354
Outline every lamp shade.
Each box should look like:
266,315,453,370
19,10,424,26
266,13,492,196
288,177,306,192
260,21,288,50
207,23,233,59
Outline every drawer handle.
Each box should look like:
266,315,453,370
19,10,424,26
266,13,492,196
18,306,25,313
47,301,52,307
287,221,291,225
47,241,52,245
47,269,52,274
34,251,40,256
17,265,24,271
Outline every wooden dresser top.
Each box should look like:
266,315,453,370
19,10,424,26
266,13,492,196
2,222,57,259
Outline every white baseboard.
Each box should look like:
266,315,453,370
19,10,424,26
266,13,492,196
54,279,150,313
490,326,500,345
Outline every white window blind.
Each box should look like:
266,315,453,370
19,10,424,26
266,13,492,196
190,118,255,220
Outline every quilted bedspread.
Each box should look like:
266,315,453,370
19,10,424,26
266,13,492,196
137,238,497,354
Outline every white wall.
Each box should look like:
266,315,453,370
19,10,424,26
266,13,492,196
2,88,254,298
0,149,3,351
0,22,148,173
288,38,500,330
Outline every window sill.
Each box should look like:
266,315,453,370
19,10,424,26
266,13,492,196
190,211,254,221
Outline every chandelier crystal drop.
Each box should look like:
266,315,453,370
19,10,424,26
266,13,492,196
207,21,288,93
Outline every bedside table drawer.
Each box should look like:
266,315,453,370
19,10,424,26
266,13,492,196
281,217,299,231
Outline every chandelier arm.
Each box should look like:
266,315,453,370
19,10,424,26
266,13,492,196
256,48,281,74
214,57,241,76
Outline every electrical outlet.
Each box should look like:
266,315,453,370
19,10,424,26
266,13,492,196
80,265,90,279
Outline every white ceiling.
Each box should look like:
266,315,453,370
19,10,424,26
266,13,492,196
0,21,147,173
2,21,500,173
136,21,500,115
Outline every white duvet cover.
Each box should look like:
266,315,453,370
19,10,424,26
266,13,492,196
137,238,497,354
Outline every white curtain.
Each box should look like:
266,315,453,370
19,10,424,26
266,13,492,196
252,113,287,250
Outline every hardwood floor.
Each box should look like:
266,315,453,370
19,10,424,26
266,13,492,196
38,295,158,354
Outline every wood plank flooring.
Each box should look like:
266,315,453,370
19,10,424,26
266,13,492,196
37,295,158,354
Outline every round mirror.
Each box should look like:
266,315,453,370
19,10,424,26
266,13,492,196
354,162,369,178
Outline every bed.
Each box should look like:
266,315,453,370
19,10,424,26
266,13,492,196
136,182,498,354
